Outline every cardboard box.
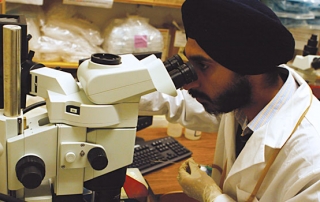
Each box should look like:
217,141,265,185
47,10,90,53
158,28,171,61
166,26,186,59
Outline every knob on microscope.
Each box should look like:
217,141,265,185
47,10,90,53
87,147,108,171
15,155,45,189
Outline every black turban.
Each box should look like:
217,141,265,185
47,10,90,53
181,0,295,75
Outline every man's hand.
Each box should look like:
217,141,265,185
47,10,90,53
177,158,222,202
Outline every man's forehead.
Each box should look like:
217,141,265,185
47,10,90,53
184,39,214,63
184,38,204,56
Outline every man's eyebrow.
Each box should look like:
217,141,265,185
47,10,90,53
187,54,212,63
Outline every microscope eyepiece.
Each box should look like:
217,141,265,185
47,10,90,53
164,54,198,89
91,53,121,65
163,54,184,72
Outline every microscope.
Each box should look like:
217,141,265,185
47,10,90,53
0,20,197,202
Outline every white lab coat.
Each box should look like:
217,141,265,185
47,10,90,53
139,86,220,133
138,65,320,201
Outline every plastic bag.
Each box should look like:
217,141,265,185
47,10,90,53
102,15,163,54
42,19,103,47
264,0,320,27
34,36,104,63
36,2,104,62
6,4,45,56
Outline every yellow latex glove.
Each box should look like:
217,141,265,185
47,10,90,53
177,158,222,202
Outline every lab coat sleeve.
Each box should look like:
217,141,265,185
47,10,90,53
214,194,236,202
284,175,320,201
138,89,220,133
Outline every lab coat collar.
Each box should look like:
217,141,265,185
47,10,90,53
223,112,238,164
263,67,312,148
226,66,313,178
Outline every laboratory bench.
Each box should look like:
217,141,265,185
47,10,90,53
135,127,217,200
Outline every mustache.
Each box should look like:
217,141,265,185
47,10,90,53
188,89,211,101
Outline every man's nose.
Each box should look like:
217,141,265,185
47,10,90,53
183,80,199,90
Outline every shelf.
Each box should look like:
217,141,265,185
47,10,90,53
34,0,183,69
114,0,183,8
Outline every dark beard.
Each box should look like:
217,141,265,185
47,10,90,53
188,75,251,115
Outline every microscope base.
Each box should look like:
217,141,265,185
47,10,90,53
53,194,85,202
84,167,127,202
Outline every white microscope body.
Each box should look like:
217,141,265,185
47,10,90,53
0,51,193,201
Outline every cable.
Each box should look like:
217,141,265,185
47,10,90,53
0,192,25,202
22,100,46,114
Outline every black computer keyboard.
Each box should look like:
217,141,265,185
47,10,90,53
128,136,192,175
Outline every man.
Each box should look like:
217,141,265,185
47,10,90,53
139,0,320,201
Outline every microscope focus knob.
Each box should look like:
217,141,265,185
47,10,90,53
15,155,45,189
87,147,108,170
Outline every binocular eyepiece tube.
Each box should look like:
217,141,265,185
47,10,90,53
87,53,198,90
163,54,198,89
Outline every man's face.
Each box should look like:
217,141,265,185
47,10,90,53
183,38,252,115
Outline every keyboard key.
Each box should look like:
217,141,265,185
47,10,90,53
128,136,192,175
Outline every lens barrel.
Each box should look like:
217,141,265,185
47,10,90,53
164,55,197,89
163,54,184,72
